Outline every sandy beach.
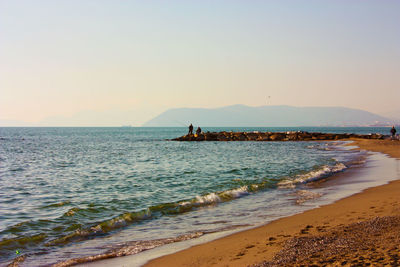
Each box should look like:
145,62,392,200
3,1,400,265
145,139,400,267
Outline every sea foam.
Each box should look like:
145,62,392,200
278,163,347,188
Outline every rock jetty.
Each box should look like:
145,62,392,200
172,131,385,142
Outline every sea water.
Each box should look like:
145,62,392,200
0,127,394,266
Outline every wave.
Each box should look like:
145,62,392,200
180,186,250,207
0,161,348,254
44,187,254,247
45,209,152,246
278,163,347,188
52,232,205,267
52,223,252,267
0,233,47,253
40,201,71,209
32,185,256,249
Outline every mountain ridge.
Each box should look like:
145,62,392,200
142,105,393,127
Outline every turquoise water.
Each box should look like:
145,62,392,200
0,127,390,265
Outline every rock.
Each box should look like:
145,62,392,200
204,132,218,141
171,131,388,142
217,132,230,141
270,133,285,141
232,132,247,141
196,133,205,141
257,133,270,141
245,132,259,141
287,132,300,141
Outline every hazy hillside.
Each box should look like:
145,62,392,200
143,105,392,127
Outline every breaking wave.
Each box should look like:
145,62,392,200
278,163,347,188
1,161,349,256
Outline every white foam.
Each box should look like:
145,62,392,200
178,186,251,209
179,201,191,206
195,193,221,204
221,186,249,198
278,163,347,188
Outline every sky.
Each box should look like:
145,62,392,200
1,0,399,126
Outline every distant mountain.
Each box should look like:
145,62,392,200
142,105,393,127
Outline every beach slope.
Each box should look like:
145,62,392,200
145,139,400,266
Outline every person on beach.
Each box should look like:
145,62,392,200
196,127,202,135
188,123,193,135
390,125,397,140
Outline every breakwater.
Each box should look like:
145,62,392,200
172,131,386,141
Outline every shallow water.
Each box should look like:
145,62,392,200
91,153,400,267
0,127,392,266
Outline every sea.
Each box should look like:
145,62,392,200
0,126,398,266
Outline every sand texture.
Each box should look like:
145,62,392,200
145,139,400,267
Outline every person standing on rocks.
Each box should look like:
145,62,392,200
390,125,397,140
188,124,193,135
196,127,202,135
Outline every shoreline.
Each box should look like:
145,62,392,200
4,131,399,266
142,139,400,266
80,139,400,267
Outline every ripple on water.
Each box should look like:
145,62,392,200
0,127,379,265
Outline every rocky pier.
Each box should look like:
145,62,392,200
172,131,386,142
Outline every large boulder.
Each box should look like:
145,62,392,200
196,134,205,141
298,132,312,140
232,132,247,141
204,132,218,141
257,132,270,141
245,132,259,141
269,133,285,141
217,132,230,141
287,132,300,141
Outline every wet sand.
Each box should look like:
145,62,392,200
145,139,400,267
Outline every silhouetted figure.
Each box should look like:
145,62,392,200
188,123,193,135
390,126,397,140
196,127,202,135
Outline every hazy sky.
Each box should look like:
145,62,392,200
1,1,399,126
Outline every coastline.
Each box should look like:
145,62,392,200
141,139,400,266
8,136,398,266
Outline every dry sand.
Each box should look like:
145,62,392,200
145,139,400,267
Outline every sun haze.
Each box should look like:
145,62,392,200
1,1,399,126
